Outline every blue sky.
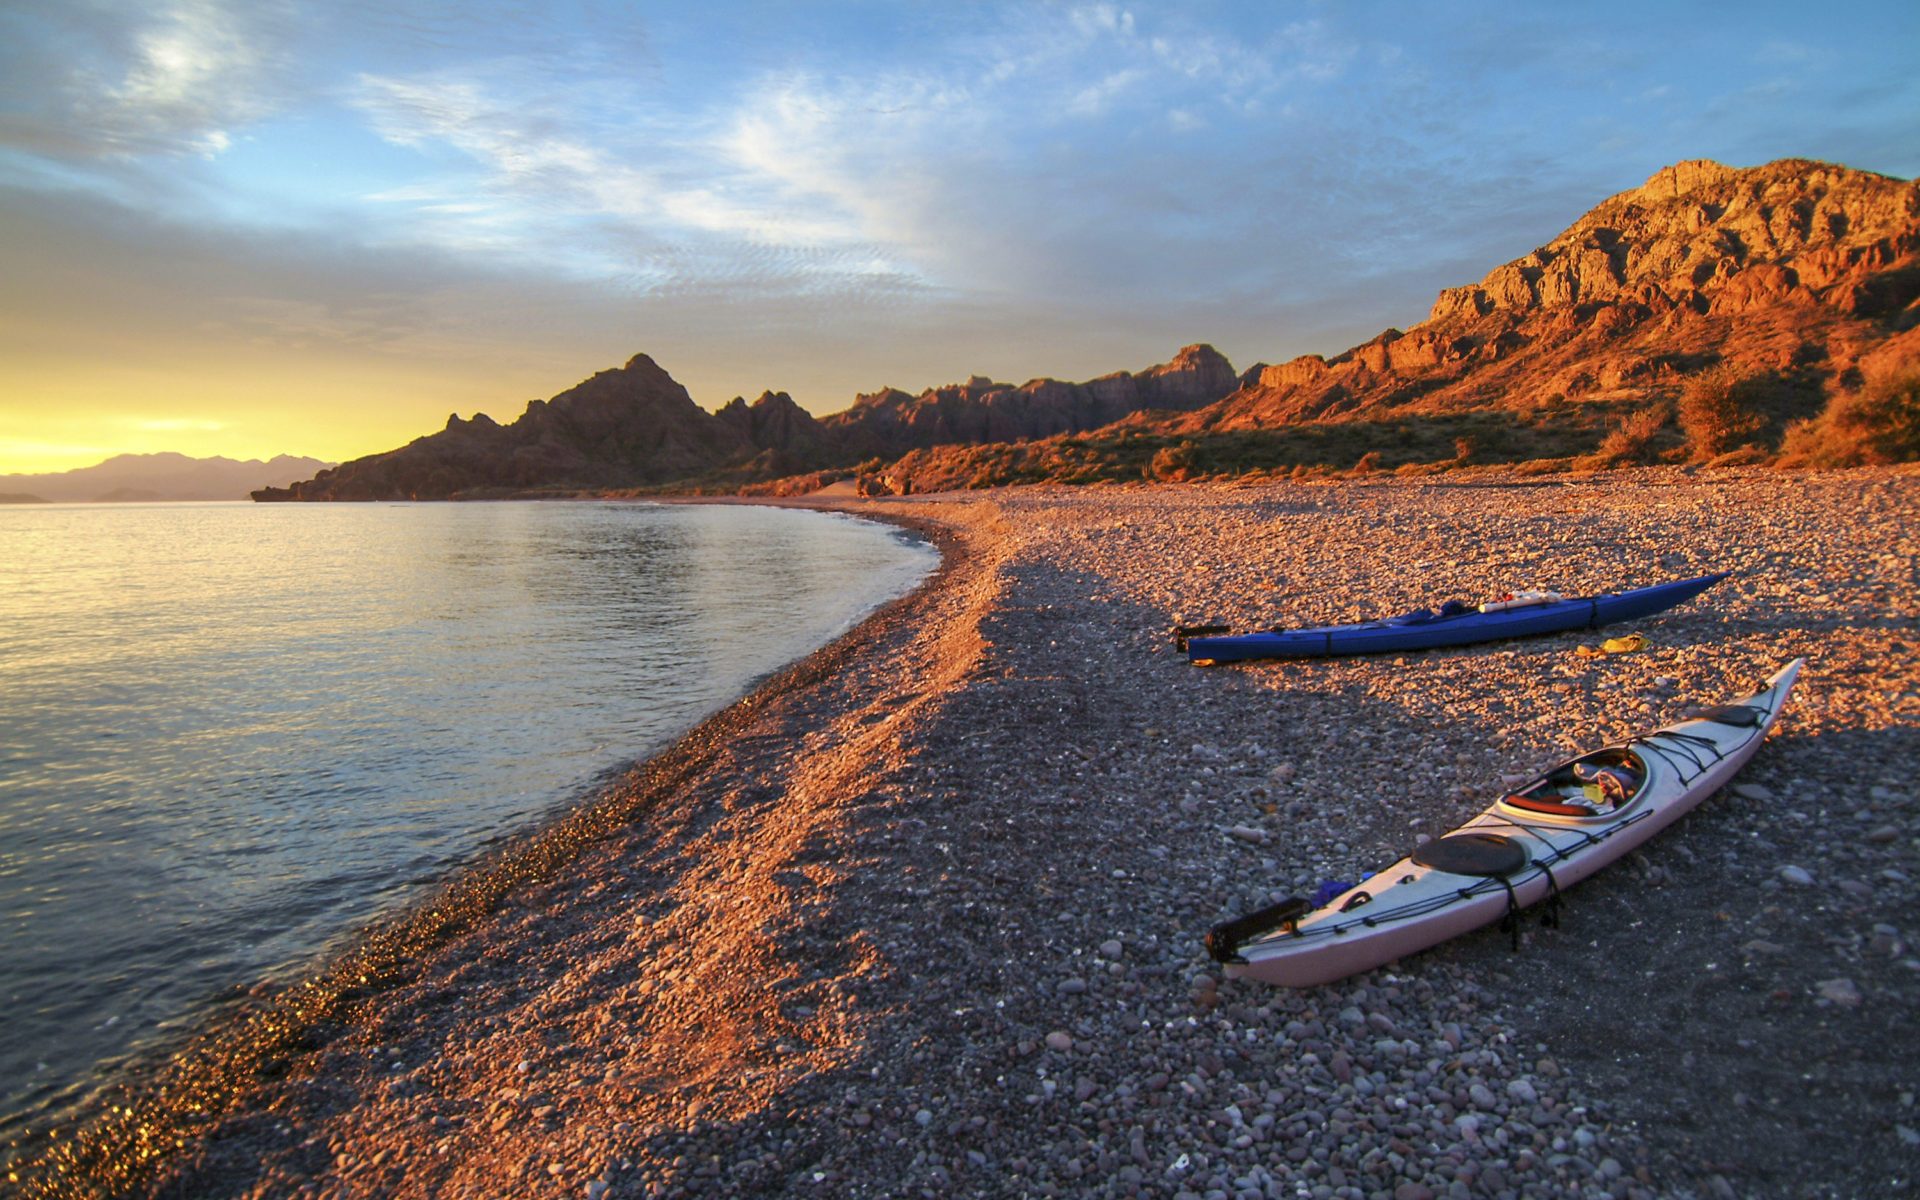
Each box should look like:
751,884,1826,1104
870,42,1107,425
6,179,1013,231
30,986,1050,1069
1,0,1915,471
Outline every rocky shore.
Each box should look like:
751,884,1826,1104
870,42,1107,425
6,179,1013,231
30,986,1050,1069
21,469,1918,1200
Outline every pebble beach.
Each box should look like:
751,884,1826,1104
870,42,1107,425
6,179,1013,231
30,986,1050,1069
20,467,1919,1200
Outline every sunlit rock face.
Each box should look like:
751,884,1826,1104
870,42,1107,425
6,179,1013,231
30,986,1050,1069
1195,157,1920,429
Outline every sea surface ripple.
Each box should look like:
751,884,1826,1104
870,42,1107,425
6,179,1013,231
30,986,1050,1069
0,500,934,1130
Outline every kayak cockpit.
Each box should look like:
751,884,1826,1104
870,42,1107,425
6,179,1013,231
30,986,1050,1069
1499,747,1649,818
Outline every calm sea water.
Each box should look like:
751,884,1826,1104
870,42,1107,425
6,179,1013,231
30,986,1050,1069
0,500,934,1128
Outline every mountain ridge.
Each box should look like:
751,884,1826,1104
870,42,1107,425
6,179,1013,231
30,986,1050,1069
253,345,1241,500
256,156,1919,501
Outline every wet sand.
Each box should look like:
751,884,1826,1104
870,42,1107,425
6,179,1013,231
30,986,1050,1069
13,468,1918,1200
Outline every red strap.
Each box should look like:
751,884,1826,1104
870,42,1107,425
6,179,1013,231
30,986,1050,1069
1502,794,1595,817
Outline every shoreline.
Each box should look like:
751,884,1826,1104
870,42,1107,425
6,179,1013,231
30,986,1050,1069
12,469,1918,1199
6,503,969,1197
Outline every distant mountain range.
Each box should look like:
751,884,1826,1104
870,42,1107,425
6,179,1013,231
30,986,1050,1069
0,453,334,503
256,156,1919,501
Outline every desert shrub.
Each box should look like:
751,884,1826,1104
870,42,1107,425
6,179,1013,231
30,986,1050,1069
1677,366,1767,461
1147,440,1199,482
1778,367,1920,466
1350,450,1383,475
1577,401,1673,469
1702,445,1771,468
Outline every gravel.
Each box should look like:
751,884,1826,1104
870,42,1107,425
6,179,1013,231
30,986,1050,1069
14,466,1917,1200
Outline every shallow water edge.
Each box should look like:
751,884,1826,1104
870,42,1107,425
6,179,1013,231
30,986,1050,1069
3,503,954,1197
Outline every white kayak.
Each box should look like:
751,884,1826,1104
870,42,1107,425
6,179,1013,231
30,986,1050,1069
1208,658,1806,987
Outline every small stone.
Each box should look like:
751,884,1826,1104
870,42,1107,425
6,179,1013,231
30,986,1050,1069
1732,783,1774,801
1817,978,1863,1006
1227,825,1268,845
1058,977,1088,994
587,1183,608,1200
1045,1030,1074,1052
1100,939,1124,959
1866,826,1901,844
1779,865,1814,886
915,1108,933,1127
1506,1078,1538,1104
1742,939,1785,956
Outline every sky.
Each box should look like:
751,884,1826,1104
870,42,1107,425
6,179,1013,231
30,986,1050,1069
1,1,1915,474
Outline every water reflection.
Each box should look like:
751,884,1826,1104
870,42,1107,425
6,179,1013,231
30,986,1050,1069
0,500,933,1128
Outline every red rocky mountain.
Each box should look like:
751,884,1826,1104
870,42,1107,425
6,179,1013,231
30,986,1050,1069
258,157,1917,501
1192,157,1918,431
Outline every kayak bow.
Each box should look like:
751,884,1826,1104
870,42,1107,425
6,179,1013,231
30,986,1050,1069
1209,658,1804,987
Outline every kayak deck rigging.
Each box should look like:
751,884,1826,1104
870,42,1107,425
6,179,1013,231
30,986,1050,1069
1207,660,1803,985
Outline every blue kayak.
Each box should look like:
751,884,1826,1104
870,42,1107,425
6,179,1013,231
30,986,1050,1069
1182,572,1728,663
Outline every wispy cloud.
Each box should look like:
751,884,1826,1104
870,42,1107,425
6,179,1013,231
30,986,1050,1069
0,0,291,160
349,66,913,298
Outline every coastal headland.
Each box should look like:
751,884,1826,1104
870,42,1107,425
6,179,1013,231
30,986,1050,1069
13,468,1917,1200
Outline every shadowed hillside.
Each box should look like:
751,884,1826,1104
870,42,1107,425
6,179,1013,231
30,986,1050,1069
255,347,1239,500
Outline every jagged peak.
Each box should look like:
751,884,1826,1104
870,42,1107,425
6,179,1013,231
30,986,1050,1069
1634,159,1738,201
1165,343,1229,367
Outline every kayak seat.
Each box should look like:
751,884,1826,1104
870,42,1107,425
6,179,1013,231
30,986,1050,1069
1501,750,1646,817
1411,832,1527,877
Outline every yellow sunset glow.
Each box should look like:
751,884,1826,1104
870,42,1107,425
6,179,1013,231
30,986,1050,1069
0,353,570,476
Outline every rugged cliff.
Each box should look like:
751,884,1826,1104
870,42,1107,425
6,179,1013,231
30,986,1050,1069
815,157,1918,493
1197,157,1919,430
